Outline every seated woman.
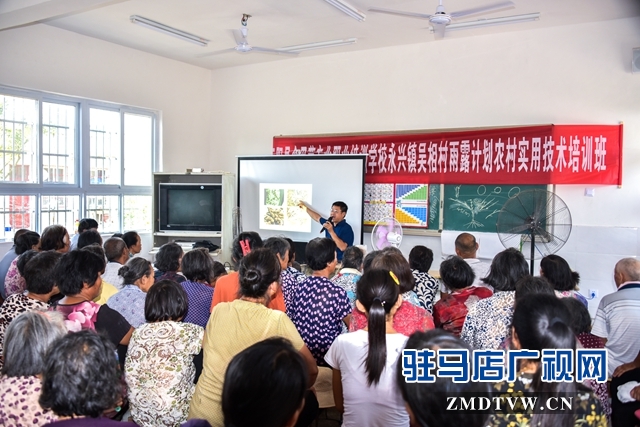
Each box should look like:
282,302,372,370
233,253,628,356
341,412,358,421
540,254,588,307
222,337,308,427
288,238,351,367
189,248,318,427
486,294,606,427
53,250,133,366
107,257,155,328
76,229,103,249
125,280,204,427
0,310,67,427
325,269,410,427
396,330,491,427
180,248,215,328
351,250,434,336
40,225,71,254
211,261,227,286
210,231,286,312
409,245,439,313
460,247,529,350
331,245,364,309
122,231,142,257
39,330,211,427
4,230,40,297
264,237,294,308
0,251,62,359
154,242,186,283
434,256,492,337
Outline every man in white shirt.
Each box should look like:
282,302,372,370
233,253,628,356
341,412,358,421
592,257,640,376
454,233,492,290
101,237,129,290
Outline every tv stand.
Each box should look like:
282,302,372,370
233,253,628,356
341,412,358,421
153,172,235,263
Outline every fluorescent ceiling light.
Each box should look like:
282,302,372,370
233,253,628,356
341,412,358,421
130,15,210,47
278,38,358,52
436,12,540,32
324,0,366,21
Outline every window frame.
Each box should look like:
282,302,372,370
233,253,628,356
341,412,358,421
0,85,160,233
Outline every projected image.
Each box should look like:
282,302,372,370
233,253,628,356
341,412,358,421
260,184,312,232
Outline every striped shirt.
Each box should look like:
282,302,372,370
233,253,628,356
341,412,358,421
591,282,640,375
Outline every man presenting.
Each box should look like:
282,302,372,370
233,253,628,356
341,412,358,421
299,201,354,262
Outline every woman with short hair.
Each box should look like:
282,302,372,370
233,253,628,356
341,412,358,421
0,310,67,426
180,248,215,328
4,230,40,297
154,242,186,283
39,225,70,253
540,254,588,307
52,250,133,366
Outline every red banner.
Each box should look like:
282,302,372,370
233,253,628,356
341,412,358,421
273,124,623,185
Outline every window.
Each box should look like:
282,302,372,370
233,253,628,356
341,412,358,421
0,87,159,240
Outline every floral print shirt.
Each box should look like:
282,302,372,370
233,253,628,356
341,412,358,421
412,270,439,313
125,321,204,427
487,372,607,427
107,285,147,328
4,258,25,298
331,268,362,308
350,300,435,336
460,291,515,350
0,293,49,367
433,286,493,337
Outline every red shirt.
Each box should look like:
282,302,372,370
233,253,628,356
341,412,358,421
210,271,286,313
433,286,493,337
349,300,434,336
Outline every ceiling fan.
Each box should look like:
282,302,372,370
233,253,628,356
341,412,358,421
198,14,298,57
369,0,532,39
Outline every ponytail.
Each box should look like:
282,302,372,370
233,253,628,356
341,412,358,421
356,269,400,386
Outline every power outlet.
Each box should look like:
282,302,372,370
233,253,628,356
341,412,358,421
589,289,598,299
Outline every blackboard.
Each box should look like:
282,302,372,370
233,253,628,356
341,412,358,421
443,184,547,232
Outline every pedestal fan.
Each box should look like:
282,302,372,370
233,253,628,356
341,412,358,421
496,189,572,275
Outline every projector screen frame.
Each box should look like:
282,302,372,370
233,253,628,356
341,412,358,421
237,155,366,248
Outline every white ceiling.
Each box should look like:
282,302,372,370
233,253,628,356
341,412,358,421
2,0,640,70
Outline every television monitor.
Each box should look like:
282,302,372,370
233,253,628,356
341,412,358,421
158,183,222,232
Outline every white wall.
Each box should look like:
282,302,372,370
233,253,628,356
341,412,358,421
208,17,640,313
0,24,212,172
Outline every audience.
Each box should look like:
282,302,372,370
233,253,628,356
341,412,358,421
102,237,129,290
397,330,491,427
211,231,286,312
4,230,40,296
288,238,351,367
153,242,186,283
331,245,364,309
283,237,305,281
514,275,555,304
122,231,142,257
325,269,409,426
211,261,227,286
40,225,70,253
592,257,640,375
0,310,67,427
433,255,492,337
540,254,588,307
408,245,439,313
0,251,62,360
77,229,103,249
460,247,529,349
53,250,133,365
69,218,99,250
453,232,492,290
562,297,610,419
80,244,118,305
264,237,296,310
189,248,318,427
486,294,606,427
180,248,215,328
107,257,155,328
125,280,204,427
222,337,308,427
351,250,434,336
0,228,30,299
